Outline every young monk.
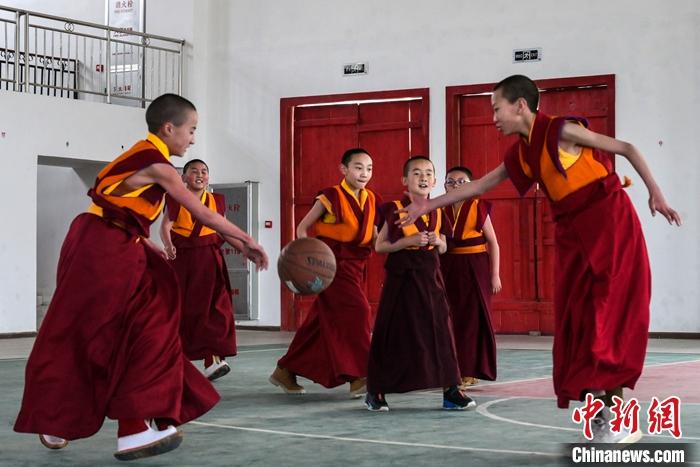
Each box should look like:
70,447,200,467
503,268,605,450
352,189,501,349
440,166,501,389
399,75,681,442
160,159,237,381
14,94,268,461
365,156,475,412
270,148,381,398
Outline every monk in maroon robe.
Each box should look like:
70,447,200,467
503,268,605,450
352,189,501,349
161,159,237,381
365,157,476,412
15,94,268,460
440,166,501,387
397,76,680,442
271,149,381,397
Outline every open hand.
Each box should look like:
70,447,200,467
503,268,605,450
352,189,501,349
243,241,269,271
396,192,429,227
164,245,177,260
648,190,681,226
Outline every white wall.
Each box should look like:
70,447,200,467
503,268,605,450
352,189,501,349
0,92,146,332
1,0,698,332
191,0,699,330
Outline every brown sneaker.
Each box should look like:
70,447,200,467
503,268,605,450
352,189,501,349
460,376,479,390
269,366,306,394
349,377,367,399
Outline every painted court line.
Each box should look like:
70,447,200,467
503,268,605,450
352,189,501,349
189,420,565,459
477,397,700,441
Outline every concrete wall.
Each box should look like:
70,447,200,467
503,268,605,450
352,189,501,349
1,0,697,332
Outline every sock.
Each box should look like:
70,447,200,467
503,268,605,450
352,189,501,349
118,419,148,437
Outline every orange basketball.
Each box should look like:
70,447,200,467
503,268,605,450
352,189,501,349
278,237,336,295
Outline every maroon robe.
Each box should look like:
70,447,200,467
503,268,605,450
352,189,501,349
278,183,381,388
504,112,651,408
166,193,237,360
366,199,461,394
440,199,497,381
14,138,219,440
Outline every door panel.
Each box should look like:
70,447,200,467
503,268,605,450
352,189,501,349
281,90,430,330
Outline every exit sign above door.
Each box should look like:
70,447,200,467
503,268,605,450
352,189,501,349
343,62,368,76
513,48,542,63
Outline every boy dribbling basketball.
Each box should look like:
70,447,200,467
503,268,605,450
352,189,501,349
270,148,381,398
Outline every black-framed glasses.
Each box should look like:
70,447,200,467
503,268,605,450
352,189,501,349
445,178,469,187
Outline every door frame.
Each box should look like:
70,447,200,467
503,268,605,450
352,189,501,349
446,74,616,168
280,88,430,330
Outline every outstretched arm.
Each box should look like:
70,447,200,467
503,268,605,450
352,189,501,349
129,163,269,270
561,123,681,226
398,164,509,227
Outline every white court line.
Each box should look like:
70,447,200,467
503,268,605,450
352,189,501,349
189,420,565,459
476,397,700,441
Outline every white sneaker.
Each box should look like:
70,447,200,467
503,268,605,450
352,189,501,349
39,434,68,449
589,407,643,444
114,425,183,461
204,359,231,381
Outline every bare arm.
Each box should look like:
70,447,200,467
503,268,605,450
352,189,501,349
159,215,176,260
374,222,428,254
125,163,269,270
296,200,326,238
561,123,681,226
482,216,501,294
398,164,509,226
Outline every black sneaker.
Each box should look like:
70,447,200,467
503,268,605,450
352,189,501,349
443,386,477,410
364,392,389,412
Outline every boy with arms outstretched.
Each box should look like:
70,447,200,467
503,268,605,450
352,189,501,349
399,75,681,442
15,94,268,461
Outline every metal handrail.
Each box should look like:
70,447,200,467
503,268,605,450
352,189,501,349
0,4,185,105
0,5,183,45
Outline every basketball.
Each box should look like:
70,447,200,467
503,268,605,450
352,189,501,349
277,237,336,295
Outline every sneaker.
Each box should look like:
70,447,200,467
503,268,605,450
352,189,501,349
589,407,643,444
39,434,68,450
443,386,477,410
114,425,183,461
364,392,389,412
204,359,231,381
349,377,367,399
268,366,306,394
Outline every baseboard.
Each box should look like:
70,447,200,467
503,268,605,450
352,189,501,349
648,332,700,340
0,332,37,339
236,325,282,331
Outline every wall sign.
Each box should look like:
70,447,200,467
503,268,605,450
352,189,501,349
513,48,542,63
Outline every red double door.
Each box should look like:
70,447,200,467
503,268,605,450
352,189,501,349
446,75,616,334
280,76,615,334
280,89,430,330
